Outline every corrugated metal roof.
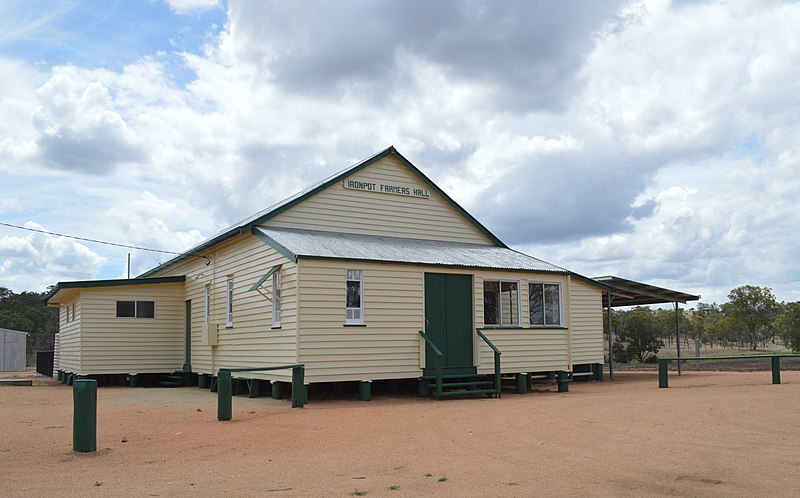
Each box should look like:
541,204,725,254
594,275,700,306
254,227,565,273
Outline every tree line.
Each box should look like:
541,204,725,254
608,285,800,363
0,287,59,360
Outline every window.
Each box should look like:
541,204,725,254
345,269,364,324
204,285,211,323
71,303,76,321
116,300,155,318
66,306,71,322
225,279,234,327
483,280,519,326
529,282,562,326
272,271,281,327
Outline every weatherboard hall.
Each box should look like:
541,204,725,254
46,147,607,400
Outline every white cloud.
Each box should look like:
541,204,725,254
0,222,106,291
165,0,220,15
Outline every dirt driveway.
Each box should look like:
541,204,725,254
1,371,799,497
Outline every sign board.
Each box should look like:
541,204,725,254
343,178,431,199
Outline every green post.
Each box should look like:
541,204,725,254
358,381,372,401
73,379,97,452
57,370,63,382
771,356,781,385
210,376,218,392
248,379,260,398
198,374,209,388
217,369,232,421
291,366,306,408
658,359,669,388
556,371,569,393
493,352,502,397
128,374,138,387
417,378,429,397
594,363,604,382
515,373,527,394
67,373,74,386
271,381,284,400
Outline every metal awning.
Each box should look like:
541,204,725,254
594,275,700,308
248,265,282,291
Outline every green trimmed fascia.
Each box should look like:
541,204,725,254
568,271,614,292
140,146,507,278
251,228,298,262
45,275,186,306
248,264,282,291
54,275,185,290
241,146,508,248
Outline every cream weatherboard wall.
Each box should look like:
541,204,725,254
150,233,298,382
56,294,81,373
265,155,495,246
568,277,605,365
76,282,184,375
475,272,571,375
294,259,601,383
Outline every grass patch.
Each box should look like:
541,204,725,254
438,476,448,482
388,484,400,490
348,490,368,496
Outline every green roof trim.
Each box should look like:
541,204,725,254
251,228,298,262
45,275,186,306
248,265,282,291
139,146,507,277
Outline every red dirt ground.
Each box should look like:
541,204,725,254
2,370,799,497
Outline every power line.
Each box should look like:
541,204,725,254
0,221,209,263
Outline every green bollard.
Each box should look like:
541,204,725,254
198,374,209,388
271,381,284,400
771,356,781,385
515,373,528,394
291,366,306,408
217,369,232,421
358,381,372,401
594,363,604,382
73,379,97,452
658,359,669,388
66,373,74,386
557,371,569,393
248,379,260,398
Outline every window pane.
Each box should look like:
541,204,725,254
346,280,361,308
116,301,135,318
500,282,519,325
529,284,544,326
544,284,560,326
346,269,362,281
483,281,500,325
136,301,155,318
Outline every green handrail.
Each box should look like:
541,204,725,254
217,364,306,420
476,329,502,397
419,330,443,399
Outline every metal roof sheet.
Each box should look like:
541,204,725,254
253,226,565,273
593,275,700,306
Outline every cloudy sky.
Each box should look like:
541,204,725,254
1,0,798,305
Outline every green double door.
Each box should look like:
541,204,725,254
424,273,475,376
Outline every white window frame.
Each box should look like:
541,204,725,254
483,279,521,327
345,269,364,325
225,279,234,328
204,285,211,323
272,271,281,327
528,281,563,327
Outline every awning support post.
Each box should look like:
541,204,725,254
675,302,682,376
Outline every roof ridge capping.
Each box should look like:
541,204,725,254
139,146,506,276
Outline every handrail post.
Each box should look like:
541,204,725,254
476,329,502,398
658,359,669,388
217,368,232,420
435,354,443,400
292,365,306,407
771,356,781,385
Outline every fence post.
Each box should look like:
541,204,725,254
771,356,781,385
217,369,232,421
291,366,306,408
658,359,669,388
73,379,97,452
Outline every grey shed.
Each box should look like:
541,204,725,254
0,328,28,372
